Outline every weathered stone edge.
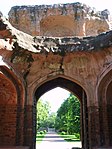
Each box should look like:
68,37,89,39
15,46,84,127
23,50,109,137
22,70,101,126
0,17,112,54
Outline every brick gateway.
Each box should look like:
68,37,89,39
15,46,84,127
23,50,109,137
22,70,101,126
0,3,112,149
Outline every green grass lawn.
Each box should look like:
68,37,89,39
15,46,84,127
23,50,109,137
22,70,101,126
59,134,80,142
36,133,46,144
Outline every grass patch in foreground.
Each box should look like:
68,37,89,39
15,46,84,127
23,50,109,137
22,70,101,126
59,134,80,142
36,132,46,144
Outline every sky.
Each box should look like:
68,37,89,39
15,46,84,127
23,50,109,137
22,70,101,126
0,0,112,17
41,87,70,113
0,0,111,112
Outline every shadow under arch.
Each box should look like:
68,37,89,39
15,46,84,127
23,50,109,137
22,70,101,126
34,77,89,149
0,65,25,146
98,68,112,147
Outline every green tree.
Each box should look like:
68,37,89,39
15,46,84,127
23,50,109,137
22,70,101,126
46,112,56,128
37,100,51,130
55,94,80,134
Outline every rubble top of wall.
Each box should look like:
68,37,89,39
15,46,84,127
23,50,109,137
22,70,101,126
8,2,111,37
0,16,112,54
9,2,110,20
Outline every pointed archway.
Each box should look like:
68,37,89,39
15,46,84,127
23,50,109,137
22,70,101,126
34,77,89,149
0,66,25,146
98,69,112,147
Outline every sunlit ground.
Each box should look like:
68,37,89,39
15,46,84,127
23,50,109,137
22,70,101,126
36,132,82,149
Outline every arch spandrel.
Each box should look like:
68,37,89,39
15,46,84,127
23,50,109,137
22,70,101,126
27,74,88,103
34,76,87,101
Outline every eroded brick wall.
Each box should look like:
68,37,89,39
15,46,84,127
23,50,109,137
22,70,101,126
0,72,17,145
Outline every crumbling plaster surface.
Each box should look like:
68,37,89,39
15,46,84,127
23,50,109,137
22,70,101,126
0,16,112,105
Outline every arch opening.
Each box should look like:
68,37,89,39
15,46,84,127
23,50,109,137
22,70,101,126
34,77,89,149
98,69,112,147
107,80,112,146
0,66,25,147
0,72,17,146
36,87,82,148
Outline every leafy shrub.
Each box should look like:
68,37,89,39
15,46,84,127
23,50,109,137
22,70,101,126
61,131,66,135
74,133,80,139
43,130,47,133
37,132,40,135
39,131,44,134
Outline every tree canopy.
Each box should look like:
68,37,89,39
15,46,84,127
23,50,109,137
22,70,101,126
55,94,80,134
37,100,51,130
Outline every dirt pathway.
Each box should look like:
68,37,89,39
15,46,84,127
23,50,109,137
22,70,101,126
36,132,81,149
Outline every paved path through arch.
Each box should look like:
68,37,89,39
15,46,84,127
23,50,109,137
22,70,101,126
36,132,82,149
